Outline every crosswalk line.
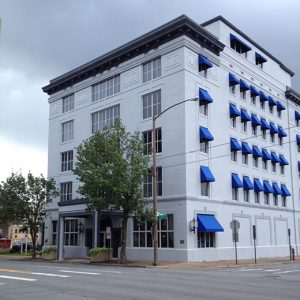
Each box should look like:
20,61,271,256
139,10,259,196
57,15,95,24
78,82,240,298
0,275,37,282
31,272,70,278
0,283,6,285
274,270,300,274
60,270,100,275
264,269,281,272
239,268,262,272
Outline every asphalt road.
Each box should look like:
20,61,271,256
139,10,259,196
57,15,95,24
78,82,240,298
0,260,299,300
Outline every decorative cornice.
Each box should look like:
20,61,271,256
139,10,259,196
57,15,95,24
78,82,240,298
201,15,294,77
286,87,300,104
42,15,224,95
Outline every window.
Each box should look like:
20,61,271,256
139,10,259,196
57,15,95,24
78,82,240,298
61,120,74,143
201,69,208,78
251,95,256,105
62,94,74,113
201,182,210,197
242,153,248,165
241,121,247,133
231,116,237,128
277,110,282,118
143,167,162,197
52,221,57,246
240,90,246,100
262,129,267,140
296,119,300,127
279,137,283,146
64,219,78,246
244,190,250,202
264,193,269,205
91,104,120,133
231,151,237,162
280,165,285,175
61,150,73,172
298,143,300,153
269,105,274,114
272,162,276,173
200,103,208,116
142,90,161,119
143,57,161,83
252,125,257,136
273,195,278,206
14,229,18,234
282,196,287,207
197,232,215,248
92,75,120,102
133,214,174,248
200,141,209,154
229,85,236,94
232,188,238,200
270,133,275,143
253,156,258,168
263,160,268,170
143,128,162,155
254,192,260,204
60,182,72,202
260,100,265,109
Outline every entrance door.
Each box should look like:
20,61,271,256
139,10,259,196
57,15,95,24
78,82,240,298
111,228,121,258
85,228,93,249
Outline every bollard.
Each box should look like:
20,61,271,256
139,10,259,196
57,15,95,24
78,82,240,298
291,248,295,261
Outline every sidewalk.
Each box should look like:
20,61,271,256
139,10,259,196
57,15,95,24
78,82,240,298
0,254,299,269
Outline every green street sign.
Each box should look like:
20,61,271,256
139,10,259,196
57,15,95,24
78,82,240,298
157,212,167,220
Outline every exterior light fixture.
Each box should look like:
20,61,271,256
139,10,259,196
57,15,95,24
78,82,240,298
78,222,84,234
190,218,196,233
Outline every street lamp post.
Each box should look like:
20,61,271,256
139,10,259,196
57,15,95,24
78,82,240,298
152,97,198,266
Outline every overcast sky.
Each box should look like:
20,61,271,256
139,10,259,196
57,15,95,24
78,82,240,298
0,0,299,181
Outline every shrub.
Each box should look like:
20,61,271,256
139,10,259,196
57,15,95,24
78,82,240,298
41,246,57,256
89,247,112,256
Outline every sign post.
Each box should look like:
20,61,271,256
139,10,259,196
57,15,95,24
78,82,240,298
106,227,111,249
230,220,240,265
253,225,257,264
288,228,291,261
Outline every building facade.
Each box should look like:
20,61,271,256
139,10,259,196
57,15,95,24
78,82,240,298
43,15,300,262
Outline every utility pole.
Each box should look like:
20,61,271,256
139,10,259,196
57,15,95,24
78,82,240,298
152,97,198,266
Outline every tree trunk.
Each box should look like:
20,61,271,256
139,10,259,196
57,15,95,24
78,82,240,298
119,215,128,264
30,228,37,259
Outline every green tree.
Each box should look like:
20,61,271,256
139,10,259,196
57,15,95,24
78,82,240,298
74,121,148,263
0,172,58,258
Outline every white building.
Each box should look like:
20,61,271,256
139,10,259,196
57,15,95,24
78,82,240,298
43,15,300,262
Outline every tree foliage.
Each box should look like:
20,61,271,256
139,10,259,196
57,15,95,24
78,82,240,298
0,172,58,258
74,121,149,263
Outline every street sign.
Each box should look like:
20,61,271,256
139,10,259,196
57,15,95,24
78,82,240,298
106,227,111,240
230,220,240,230
253,225,256,240
157,212,167,220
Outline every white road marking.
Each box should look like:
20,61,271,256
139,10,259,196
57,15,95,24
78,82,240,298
0,275,37,282
0,282,6,285
274,270,300,274
60,270,100,275
31,272,70,278
239,268,263,272
265,269,281,272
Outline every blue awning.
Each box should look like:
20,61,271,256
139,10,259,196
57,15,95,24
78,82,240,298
251,114,261,127
197,214,224,232
261,118,270,130
260,91,268,101
273,183,282,195
268,96,277,107
271,152,280,163
281,184,291,197
200,127,214,142
297,135,300,145
262,149,272,161
200,166,215,183
278,126,287,138
277,101,286,111
229,73,240,85
298,161,300,171
241,109,251,122
252,146,262,157
295,111,300,120
270,123,278,134
242,142,252,154
198,54,213,69
250,85,260,96
199,88,213,104
279,155,289,166
255,52,267,64
232,173,243,188
243,176,254,190
254,178,264,192
240,80,250,91
263,180,274,194
230,103,241,117
231,138,242,151
230,34,252,53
